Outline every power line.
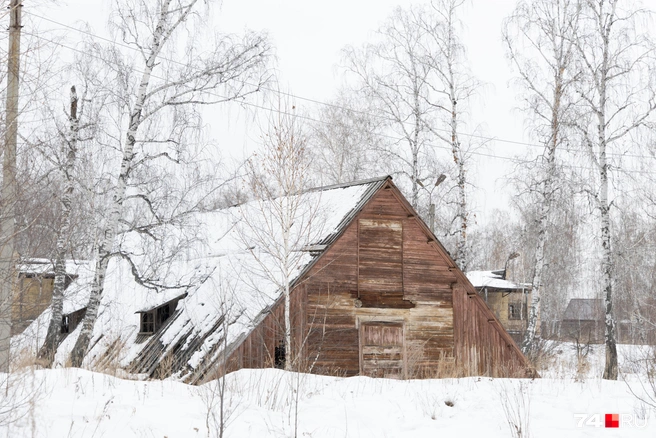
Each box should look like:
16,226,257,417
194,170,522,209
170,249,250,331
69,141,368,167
26,11,656,162
20,28,656,177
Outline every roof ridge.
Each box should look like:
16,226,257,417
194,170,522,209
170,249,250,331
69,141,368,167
305,175,391,193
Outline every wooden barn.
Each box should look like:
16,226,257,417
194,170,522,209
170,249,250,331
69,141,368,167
206,176,534,382
21,176,534,382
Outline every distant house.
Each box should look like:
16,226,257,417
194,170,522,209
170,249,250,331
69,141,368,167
10,259,80,336
466,270,532,345
560,298,604,344
18,176,534,382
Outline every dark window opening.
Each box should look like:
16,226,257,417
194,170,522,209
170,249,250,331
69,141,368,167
274,340,286,369
157,304,171,326
138,296,185,335
61,315,70,334
508,303,526,320
141,312,155,333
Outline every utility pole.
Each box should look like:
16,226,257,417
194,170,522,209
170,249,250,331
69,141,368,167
0,0,22,372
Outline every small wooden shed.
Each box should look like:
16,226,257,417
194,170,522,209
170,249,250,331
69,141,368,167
560,298,604,344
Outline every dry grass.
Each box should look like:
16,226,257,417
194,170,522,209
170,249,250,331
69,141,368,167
155,351,175,380
9,348,44,372
405,344,458,379
498,379,532,438
90,336,128,377
525,338,562,372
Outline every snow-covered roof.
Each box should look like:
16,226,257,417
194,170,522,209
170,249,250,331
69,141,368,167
17,258,85,277
466,270,526,291
15,176,390,381
135,291,188,313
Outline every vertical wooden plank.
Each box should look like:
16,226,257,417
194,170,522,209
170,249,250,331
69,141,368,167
357,219,360,299
358,320,363,376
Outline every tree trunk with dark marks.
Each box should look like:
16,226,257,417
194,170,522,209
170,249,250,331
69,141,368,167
38,86,80,366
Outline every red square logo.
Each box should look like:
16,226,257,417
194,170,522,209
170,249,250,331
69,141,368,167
605,413,619,428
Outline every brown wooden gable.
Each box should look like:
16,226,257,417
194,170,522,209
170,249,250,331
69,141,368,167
372,180,534,376
214,177,535,382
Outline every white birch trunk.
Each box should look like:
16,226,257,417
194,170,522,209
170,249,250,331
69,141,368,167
70,0,184,366
600,149,617,379
521,151,555,354
504,0,582,355
522,69,563,354
597,6,617,380
283,199,293,371
38,87,79,365
598,73,617,380
411,92,421,211
450,84,467,271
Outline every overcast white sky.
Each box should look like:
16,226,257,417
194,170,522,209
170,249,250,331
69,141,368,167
213,0,530,218
35,0,536,219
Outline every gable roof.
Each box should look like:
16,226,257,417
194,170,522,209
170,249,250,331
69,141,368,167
15,175,533,380
563,298,604,322
15,176,393,378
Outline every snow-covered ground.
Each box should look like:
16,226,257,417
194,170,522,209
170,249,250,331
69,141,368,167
1,343,655,437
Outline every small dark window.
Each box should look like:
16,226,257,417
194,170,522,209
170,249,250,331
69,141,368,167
141,312,155,333
274,340,286,369
61,315,70,334
508,303,526,320
157,304,171,326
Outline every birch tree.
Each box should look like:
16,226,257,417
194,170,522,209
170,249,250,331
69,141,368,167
69,0,271,366
503,0,582,355
308,91,382,185
34,65,105,364
342,5,438,210
36,86,81,364
419,0,479,271
342,2,478,269
574,0,656,380
237,98,313,372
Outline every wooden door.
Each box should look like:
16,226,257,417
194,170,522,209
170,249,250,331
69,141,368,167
360,322,405,379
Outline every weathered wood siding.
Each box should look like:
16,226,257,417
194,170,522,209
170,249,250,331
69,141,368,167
291,188,455,377
360,322,404,378
221,181,533,379
452,284,529,377
222,283,308,374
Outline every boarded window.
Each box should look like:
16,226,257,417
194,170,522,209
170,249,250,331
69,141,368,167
360,322,404,379
358,219,410,308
